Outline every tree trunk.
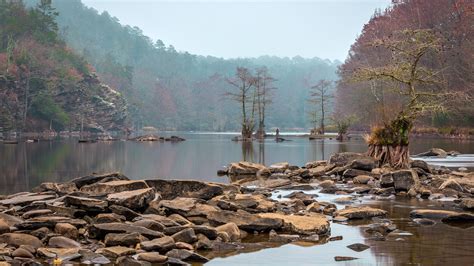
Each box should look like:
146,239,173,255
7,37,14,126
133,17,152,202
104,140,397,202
367,144,410,169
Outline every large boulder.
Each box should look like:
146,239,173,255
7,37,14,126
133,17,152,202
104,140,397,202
0,233,43,249
391,170,420,191
414,148,447,158
68,172,129,188
88,223,164,239
329,152,374,167
334,206,387,220
258,213,330,235
106,187,156,210
215,222,241,241
80,180,149,196
227,162,267,175
410,209,472,219
141,236,175,252
145,179,236,200
64,196,108,212
207,210,283,231
48,236,81,248
32,182,78,195
0,193,56,206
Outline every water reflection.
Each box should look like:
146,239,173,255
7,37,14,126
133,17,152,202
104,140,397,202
0,133,473,195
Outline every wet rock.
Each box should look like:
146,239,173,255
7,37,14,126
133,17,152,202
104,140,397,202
413,218,436,226
240,178,291,189
138,214,180,227
15,216,87,230
132,219,165,232
347,243,370,252
460,198,474,210
38,247,81,260
333,216,349,222
81,180,149,196
348,159,376,171
48,236,81,248
207,210,283,232
141,236,175,252
410,160,431,173
109,205,140,220
269,162,289,173
64,196,108,212
79,249,111,264
97,246,136,258
258,213,329,235
335,256,358,261
283,192,316,205
166,249,209,263
21,209,53,219
89,223,164,239
268,229,300,243
137,252,168,263
30,227,49,240
306,202,321,213
104,232,142,246
116,256,149,266
11,248,34,259
392,170,420,191
415,148,447,158
189,226,218,240
227,161,267,175
175,242,194,250
0,193,56,206
329,235,342,241
215,223,240,242
0,213,23,227
0,233,43,249
95,213,126,223
32,182,77,195
410,209,469,219
441,213,474,223
329,152,373,167
54,223,78,239
107,188,156,210
171,228,197,244
194,234,212,250
335,206,387,220
145,179,235,200
0,221,10,234
68,172,129,189
353,175,373,185
343,169,374,179
380,173,394,188
333,196,354,204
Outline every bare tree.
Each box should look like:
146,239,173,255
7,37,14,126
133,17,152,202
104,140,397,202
226,67,256,139
352,29,466,168
254,67,276,139
308,79,333,135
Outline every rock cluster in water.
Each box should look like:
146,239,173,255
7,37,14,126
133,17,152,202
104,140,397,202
0,151,473,265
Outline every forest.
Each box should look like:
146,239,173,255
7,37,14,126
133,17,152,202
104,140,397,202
0,0,472,134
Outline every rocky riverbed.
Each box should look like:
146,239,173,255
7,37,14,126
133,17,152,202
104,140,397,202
0,152,473,265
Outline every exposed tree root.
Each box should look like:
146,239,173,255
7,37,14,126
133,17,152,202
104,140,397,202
367,144,410,169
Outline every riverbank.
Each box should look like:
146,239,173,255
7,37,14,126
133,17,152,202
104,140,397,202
0,152,472,265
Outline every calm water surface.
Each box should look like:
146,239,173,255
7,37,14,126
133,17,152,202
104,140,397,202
1,132,473,265
1,132,473,194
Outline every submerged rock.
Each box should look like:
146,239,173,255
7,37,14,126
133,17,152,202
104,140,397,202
347,243,370,252
258,213,330,235
207,210,283,231
334,206,387,220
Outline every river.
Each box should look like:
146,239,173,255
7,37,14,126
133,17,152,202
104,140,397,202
1,132,473,265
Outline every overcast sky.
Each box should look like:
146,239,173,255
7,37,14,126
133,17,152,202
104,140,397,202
81,0,391,61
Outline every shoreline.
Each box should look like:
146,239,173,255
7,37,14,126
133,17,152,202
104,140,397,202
0,152,472,264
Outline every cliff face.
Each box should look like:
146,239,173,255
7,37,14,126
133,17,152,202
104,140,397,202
0,73,128,133
53,74,128,132
0,1,128,133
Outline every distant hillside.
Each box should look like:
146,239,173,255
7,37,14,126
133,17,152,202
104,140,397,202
0,1,127,133
49,0,340,131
